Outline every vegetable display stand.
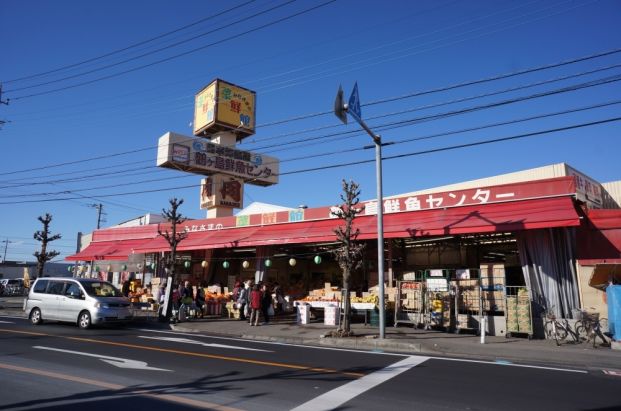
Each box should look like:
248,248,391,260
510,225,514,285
505,286,533,339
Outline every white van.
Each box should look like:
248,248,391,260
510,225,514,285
24,277,133,329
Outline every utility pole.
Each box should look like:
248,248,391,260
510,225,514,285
0,84,9,106
89,203,105,229
1,239,14,263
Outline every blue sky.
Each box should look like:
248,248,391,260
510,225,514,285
0,0,620,262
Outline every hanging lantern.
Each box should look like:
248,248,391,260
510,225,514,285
289,258,297,267
67,265,73,272
107,265,112,272
314,255,322,265
94,266,100,272
223,261,230,269
184,260,191,269
242,260,250,269
201,260,208,268
265,259,272,268
121,264,127,271
151,262,156,270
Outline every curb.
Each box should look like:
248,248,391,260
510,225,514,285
170,323,621,369
171,324,423,354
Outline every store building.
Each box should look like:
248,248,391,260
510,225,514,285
67,163,621,335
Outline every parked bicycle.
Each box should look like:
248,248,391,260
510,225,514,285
543,308,580,346
574,309,609,347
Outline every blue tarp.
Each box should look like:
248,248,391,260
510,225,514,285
607,285,621,341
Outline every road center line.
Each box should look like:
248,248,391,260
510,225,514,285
0,362,239,411
0,328,363,378
291,355,430,411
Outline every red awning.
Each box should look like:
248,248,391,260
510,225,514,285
66,239,147,261
130,196,580,251
577,209,621,265
379,195,580,237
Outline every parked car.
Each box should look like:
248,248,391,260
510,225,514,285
1,279,26,296
24,277,133,329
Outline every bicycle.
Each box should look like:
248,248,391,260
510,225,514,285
543,309,572,346
574,310,609,347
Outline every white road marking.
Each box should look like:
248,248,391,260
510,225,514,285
134,328,589,373
138,335,273,352
0,320,15,323
133,328,407,356
33,346,171,371
291,355,430,411
434,356,588,374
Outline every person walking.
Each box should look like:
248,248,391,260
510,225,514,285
273,282,285,314
261,283,272,324
195,283,206,318
237,280,250,321
249,283,262,326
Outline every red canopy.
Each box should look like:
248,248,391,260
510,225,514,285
66,239,149,261
131,196,579,252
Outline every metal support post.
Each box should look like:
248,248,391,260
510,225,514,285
375,138,386,339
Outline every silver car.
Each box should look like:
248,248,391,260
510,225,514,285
24,277,133,329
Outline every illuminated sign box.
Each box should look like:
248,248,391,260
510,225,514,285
157,132,279,186
200,175,244,210
193,79,256,139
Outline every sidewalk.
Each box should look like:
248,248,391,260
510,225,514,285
3,296,619,370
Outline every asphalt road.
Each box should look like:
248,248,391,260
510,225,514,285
1,314,620,411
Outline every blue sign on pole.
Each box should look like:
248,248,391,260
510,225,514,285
348,82,362,123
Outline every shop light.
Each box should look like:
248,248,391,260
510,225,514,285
233,248,256,253
405,236,454,246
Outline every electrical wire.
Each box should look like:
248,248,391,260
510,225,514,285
3,97,619,199
3,48,620,180
8,0,338,100
2,0,259,84
0,116,618,204
5,0,295,92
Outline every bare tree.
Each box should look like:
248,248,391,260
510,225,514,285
331,180,366,336
158,198,188,321
33,213,62,278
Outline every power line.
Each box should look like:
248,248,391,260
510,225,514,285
2,0,258,84
2,49,619,180
8,0,338,100
278,116,621,176
0,68,618,191
0,116,618,205
5,0,293,92
258,47,621,127
3,98,619,199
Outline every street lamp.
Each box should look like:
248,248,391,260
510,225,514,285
334,83,386,339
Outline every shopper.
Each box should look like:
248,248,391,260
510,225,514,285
273,282,285,314
249,283,262,326
261,283,272,324
237,280,250,321
195,283,206,318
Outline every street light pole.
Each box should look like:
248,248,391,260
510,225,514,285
334,84,386,339
373,135,386,339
